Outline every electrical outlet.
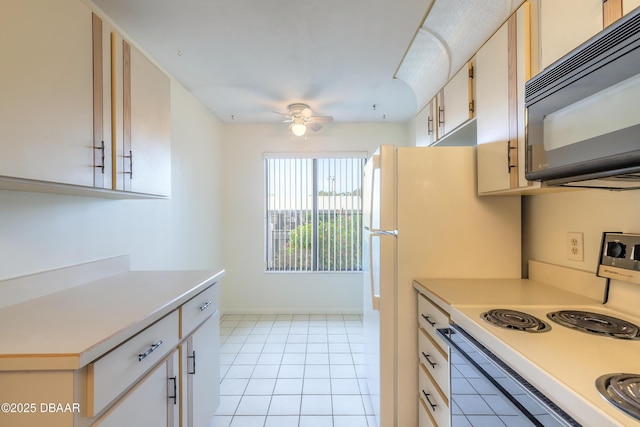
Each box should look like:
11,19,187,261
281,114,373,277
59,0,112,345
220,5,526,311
567,232,584,261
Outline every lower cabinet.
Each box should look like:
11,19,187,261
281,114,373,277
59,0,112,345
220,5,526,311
94,350,179,427
0,285,221,427
181,311,221,427
416,291,451,427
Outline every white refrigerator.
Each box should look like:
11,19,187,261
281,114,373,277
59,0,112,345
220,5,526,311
362,145,522,427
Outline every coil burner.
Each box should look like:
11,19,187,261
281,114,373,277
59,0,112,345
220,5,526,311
546,310,640,340
596,373,640,422
481,309,551,333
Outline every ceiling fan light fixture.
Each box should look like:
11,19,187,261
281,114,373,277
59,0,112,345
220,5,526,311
291,122,307,136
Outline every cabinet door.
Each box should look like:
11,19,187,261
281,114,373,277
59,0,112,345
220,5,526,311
185,311,220,427
476,23,511,193
476,5,536,194
441,62,473,135
537,0,602,70
0,0,94,186
112,36,171,196
624,0,640,15
426,97,438,145
414,98,438,147
95,350,179,427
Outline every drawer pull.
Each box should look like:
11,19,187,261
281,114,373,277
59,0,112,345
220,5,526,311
188,350,196,375
168,376,177,405
138,340,163,362
421,314,436,327
421,352,437,368
422,390,437,411
199,300,213,311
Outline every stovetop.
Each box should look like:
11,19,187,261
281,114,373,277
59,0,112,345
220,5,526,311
451,304,640,427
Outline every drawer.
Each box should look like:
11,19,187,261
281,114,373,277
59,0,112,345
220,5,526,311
87,310,179,417
418,292,449,349
181,283,218,338
419,363,449,427
419,397,436,427
418,327,449,396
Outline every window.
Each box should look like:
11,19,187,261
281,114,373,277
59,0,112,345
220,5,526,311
265,153,365,272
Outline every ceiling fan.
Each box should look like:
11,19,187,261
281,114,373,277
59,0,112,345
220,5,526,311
274,103,334,136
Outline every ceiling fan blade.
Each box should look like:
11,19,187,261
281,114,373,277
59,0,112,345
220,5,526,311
307,122,322,132
309,116,333,124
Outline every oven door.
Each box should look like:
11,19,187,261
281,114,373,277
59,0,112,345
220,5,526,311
437,325,581,427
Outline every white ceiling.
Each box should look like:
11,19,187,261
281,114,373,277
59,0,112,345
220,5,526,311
92,0,520,126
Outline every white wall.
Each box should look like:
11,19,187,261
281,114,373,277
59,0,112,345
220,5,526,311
523,189,640,311
220,122,410,314
0,81,224,280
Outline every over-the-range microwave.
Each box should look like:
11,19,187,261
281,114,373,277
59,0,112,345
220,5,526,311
525,6,640,190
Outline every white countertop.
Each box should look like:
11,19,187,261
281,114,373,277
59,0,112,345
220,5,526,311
413,277,602,308
413,277,640,427
0,269,224,370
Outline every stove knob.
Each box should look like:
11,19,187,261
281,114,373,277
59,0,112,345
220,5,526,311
633,245,640,261
606,241,626,258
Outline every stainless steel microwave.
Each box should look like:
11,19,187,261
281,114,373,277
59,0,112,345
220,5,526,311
525,7,640,190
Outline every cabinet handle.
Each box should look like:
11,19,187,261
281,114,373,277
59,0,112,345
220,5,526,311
168,376,177,405
138,340,163,362
422,390,437,411
94,140,105,173
507,141,517,173
124,150,133,178
469,99,475,113
188,350,196,375
438,106,445,126
199,300,213,311
427,117,433,135
421,314,436,327
421,352,437,368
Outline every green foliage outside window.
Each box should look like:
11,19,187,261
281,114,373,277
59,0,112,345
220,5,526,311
288,214,362,271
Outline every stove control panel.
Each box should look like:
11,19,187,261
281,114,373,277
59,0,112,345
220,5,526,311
598,232,640,285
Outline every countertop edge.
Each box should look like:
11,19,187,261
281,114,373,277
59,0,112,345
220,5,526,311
0,269,225,371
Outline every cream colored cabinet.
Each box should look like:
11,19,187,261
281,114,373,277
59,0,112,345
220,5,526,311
606,0,640,25
181,312,221,427
425,97,438,145
625,0,640,15
0,0,169,197
416,292,450,427
0,0,105,188
534,0,603,72
414,97,438,146
94,350,179,427
476,4,541,195
437,61,474,138
110,33,171,197
179,284,220,427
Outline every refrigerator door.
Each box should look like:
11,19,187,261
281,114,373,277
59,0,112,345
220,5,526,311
363,145,396,233
363,230,397,427
363,144,398,427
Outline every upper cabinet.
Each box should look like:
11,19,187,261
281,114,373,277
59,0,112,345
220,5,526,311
625,0,640,15
476,4,533,194
111,34,171,196
439,61,475,136
476,0,626,195
0,0,98,187
533,0,603,72
413,61,475,146
0,0,170,198
414,96,438,147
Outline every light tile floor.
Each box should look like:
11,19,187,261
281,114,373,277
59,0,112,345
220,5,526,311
213,314,376,427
